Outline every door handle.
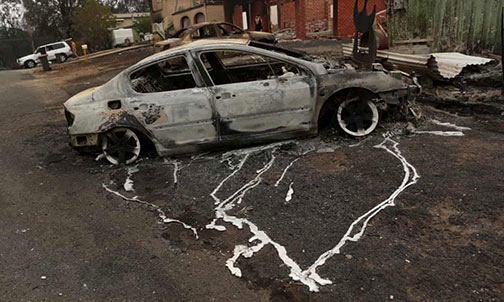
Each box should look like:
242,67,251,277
263,82,269,87
216,92,233,100
278,78,288,84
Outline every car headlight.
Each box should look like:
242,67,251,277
65,109,75,127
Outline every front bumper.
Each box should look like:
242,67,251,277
69,133,99,147
64,108,99,148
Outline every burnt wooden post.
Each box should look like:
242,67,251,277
501,7,504,95
333,0,338,36
352,0,377,69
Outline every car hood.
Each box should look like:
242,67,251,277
248,31,275,41
18,54,37,61
64,86,101,108
65,74,126,109
155,38,182,46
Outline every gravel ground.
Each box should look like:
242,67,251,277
1,43,503,301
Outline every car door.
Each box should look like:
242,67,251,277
34,47,44,63
127,53,218,149
45,44,57,60
197,49,314,140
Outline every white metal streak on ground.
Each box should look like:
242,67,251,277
164,159,180,184
274,147,315,187
275,158,299,187
285,182,294,202
102,184,199,239
414,130,465,137
123,166,139,192
300,138,420,290
431,119,471,131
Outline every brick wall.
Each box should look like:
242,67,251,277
337,0,386,37
305,0,329,33
280,1,296,30
295,0,307,39
232,5,244,28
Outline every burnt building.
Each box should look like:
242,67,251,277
151,0,386,40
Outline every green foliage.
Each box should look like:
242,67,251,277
133,16,152,34
72,0,116,51
22,0,84,38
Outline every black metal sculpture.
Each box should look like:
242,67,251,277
352,0,377,69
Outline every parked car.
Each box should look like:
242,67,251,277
64,39,419,165
154,22,277,53
112,28,138,47
17,41,73,68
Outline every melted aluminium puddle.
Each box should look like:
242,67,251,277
204,138,420,292
99,120,468,292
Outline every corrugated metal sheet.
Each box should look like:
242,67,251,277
429,53,494,80
342,44,494,80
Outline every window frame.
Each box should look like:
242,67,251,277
51,43,66,50
126,52,202,95
191,25,218,40
216,23,245,37
197,48,309,87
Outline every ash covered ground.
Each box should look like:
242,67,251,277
1,44,503,302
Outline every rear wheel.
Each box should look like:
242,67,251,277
56,54,67,63
101,128,141,165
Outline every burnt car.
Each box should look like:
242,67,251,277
154,22,276,53
64,39,418,165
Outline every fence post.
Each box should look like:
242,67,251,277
501,7,504,95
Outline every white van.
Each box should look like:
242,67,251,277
111,28,138,47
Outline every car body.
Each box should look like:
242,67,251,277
17,41,73,68
154,22,276,53
64,39,418,165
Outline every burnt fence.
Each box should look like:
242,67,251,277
0,36,55,68
389,0,504,54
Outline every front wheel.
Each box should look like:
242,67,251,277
102,128,141,165
336,96,379,137
25,60,36,68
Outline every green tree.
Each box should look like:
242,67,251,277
133,16,151,34
72,0,115,51
22,0,84,38
101,0,151,13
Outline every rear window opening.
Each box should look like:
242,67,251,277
130,56,197,93
200,50,303,86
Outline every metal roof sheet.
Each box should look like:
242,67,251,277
343,44,494,80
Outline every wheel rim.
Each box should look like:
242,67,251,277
102,128,141,165
27,61,35,68
337,98,379,137
59,55,66,62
